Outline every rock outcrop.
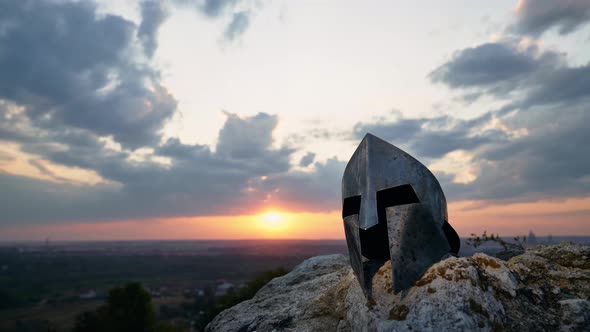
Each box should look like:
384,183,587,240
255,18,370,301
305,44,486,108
207,243,590,332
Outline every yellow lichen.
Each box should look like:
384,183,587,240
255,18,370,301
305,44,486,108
475,256,501,269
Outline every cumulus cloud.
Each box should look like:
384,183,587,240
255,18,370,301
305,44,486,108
429,42,539,87
430,37,590,110
359,30,590,203
0,0,176,149
299,152,316,167
138,1,169,57
429,40,561,101
511,0,590,36
0,172,118,224
267,158,345,212
355,106,590,203
0,151,13,162
0,109,344,224
2,0,589,227
224,11,250,41
0,1,345,226
28,159,69,183
416,38,590,202
353,113,505,159
455,105,590,202
199,0,240,17
174,0,254,41
216,112,278,159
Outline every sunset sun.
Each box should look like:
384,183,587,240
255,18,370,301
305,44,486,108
259,211,286,230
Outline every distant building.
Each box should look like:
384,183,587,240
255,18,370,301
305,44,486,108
79,290,97,300
215,282,234,297
528,231,538,245
184,287,204,296
148,287,162,298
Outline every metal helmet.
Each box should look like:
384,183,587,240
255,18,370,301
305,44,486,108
342,133,460,297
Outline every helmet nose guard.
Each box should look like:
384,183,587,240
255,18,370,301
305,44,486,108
342,133,460,298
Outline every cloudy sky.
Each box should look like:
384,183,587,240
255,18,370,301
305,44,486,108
1,0,589,240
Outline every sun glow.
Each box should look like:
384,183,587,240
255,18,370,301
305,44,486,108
260,211,286,229
0,211,348,241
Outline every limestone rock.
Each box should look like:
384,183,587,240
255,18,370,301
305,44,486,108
207,243,590,332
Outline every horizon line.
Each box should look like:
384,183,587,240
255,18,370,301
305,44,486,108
1,235,588,244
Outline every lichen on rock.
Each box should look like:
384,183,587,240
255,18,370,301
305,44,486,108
206,242,590,332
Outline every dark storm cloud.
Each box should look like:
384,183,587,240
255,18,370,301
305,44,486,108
224,11,250,41
138,1,169,57
510,0,590,36
0,0,176,149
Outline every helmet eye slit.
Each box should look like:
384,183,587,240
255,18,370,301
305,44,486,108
342,195,361,218
357,184,421,260
342,184,419,220
376,184,420,225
